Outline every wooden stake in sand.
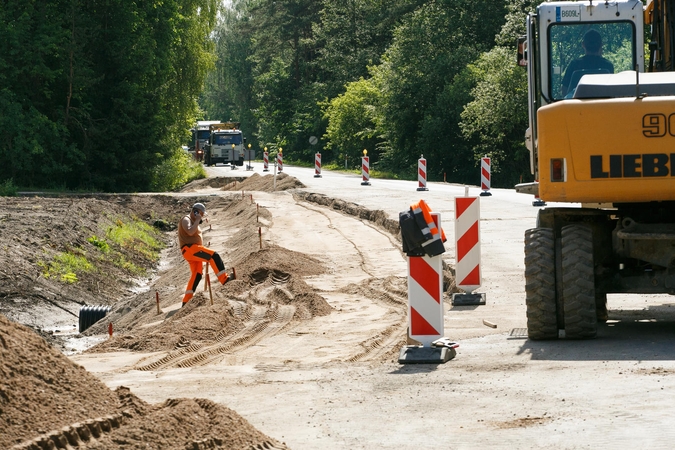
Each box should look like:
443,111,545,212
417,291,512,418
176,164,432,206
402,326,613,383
204,262,214,305
156,291,161,315
259,227,262,249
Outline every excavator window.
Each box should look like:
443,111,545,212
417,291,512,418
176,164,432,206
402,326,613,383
548,22,635,100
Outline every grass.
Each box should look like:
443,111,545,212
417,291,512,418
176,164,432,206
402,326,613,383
87,235,110,253
38,251,94,284
105,217,164,262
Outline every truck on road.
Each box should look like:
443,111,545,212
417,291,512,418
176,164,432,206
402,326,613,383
190,120,221,161
517,0,675,339
204,122,246,167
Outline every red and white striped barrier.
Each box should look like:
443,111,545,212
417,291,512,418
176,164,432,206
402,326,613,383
408,213,444,346
361,156,370,185
480,156,492,196
454,196,482,294
417,156,428,191
277,152,283,173
314,152,322,178
263,151,269,172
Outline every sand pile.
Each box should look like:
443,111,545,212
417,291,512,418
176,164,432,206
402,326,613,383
221,173,305,192
0,314,289,449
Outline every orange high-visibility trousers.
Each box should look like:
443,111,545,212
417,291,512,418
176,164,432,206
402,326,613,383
181,244,229,304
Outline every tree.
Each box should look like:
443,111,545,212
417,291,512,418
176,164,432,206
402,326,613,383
0,0,217,191
372,0,507,180
323,77,382,165
460,47,530,187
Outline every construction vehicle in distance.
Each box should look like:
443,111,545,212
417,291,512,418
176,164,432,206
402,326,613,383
204,122,246,167
190,120,221,161
516,0,675,339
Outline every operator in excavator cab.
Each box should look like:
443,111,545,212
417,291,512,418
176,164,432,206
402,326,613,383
561,29,614,97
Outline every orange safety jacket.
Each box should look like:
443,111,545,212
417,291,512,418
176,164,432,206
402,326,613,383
400,200,446,257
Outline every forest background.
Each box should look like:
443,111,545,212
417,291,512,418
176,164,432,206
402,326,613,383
0,0,538,193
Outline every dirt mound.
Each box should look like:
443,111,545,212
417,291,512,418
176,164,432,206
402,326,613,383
179,176,237,192
89,245,330,353
222,172,306,192
1,314,289,449
235,246,326,280
82,393,289,450
181,173,305,193
89,293,245,352
294,191,400,236
0,313,121,448
0,195,205,342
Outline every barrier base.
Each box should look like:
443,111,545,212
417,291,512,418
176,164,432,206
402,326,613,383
361,181,371,186
452,292,486,306
263,169,269,172
416,187,428,191
480,191,492,197
314,174,322,178
398,346,455,364
532,199,546,207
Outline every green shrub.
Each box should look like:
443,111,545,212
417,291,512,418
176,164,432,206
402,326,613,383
0,179,18,196
151,147,206,191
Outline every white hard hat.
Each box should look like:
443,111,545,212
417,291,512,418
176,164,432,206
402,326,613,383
192,203,206,215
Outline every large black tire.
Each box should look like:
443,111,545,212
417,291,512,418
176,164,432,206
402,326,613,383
524,228,558,339
561,224,597,339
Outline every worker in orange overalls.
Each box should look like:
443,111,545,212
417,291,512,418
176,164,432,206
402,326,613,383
178,202,233,306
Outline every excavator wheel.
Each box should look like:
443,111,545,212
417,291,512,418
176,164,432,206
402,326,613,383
524,228,558,339
560,224,597,339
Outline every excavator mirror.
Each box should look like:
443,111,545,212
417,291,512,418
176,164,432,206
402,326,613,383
517,36,527,67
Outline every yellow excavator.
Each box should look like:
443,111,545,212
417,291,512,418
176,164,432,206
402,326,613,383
516,0,675,339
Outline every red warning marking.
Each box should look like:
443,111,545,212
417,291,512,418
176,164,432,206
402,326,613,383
411,307,440,335
457,221,478,260
455,197,476,219
459,265,480,286
410,257,440,302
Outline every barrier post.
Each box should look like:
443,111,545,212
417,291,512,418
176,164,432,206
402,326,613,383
277,149,283,173
361,149,371,186
263,148,269,172
417,155,428,191
480,156,492,197
452,195,486,305
314,152,322,178
399,213,457,364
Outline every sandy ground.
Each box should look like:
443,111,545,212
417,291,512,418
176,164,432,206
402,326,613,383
61,164,675,449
